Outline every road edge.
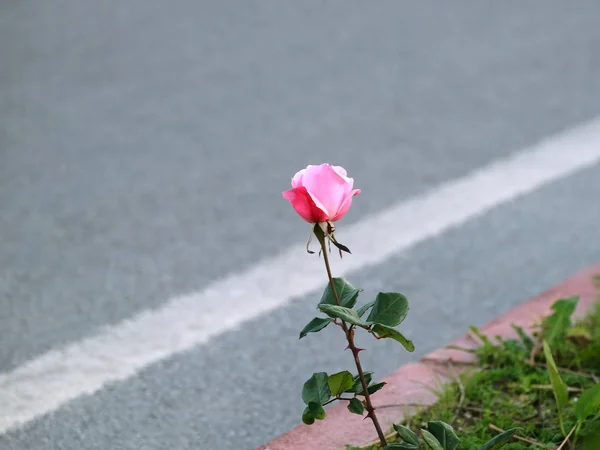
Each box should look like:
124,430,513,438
256,262,600,450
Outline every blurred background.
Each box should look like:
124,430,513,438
2,2,600,449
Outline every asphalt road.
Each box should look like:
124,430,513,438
2,1,600,449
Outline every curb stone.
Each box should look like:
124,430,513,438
257,263,600,450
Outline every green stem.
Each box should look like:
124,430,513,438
572,420,582,448
575,420,582,436
323,396,353,406
558,411,565,438
316,226,388,448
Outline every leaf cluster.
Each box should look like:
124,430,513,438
300,370,388,424
300,277,414,352
299,277,415,425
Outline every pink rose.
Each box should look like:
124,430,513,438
282,164,361,224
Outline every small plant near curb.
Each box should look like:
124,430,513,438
347,297,600,450
282,164,600,449
282,164,416,447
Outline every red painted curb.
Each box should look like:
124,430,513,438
257,263,600,450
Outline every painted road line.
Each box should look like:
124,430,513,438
2,118,600,435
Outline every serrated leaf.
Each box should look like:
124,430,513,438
302,372,331,405
543,341,569,411
319,278,361,308
357,300,376,318
347,398,364,415
544,297,579,345
393,424,420,446
328,371,354,396
384,444,419,450
366,292,409,326
367,381,386,395
318,304,369,327
299,317,333,339
427,421,460,450
372,324,415,352
478,427,521,450
351,372,373,394
307,401,326,420
576,382,600,421
421,429,444,450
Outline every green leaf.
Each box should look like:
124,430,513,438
393,424,420,446
543,341,569,411
307,401,326,420
318,304,369,327
421,429,444,450
576,382,600,421
469,326,492,346
347,398,364,415
372,324,415,352
319,278,361,308
301,406,315,425
299,317,333,339
544,297,579,345
478,427,521,450
427,421,460,450
367,381,386,395
366,292,409,326
384,444,419,450
351,372,373,394
328,371,355,396
567,324,593,341
356,300,376,318
582,427,600,450
302,372,331,405
511,325,534,351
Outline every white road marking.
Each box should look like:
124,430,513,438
2,118,600,434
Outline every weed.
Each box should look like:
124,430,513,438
347,293,600,450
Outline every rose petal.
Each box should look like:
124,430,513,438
282,186,329,223
291,166,310,188
332,165,351,181
300,164,351,219
332,188,360,221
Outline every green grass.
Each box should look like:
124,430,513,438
348,294,600,450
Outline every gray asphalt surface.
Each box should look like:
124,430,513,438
1,1,600,449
